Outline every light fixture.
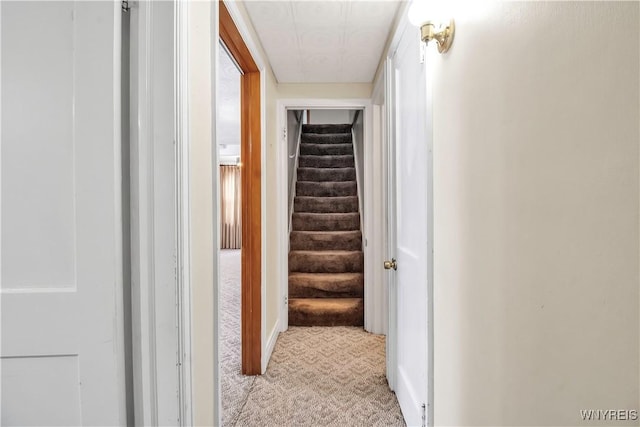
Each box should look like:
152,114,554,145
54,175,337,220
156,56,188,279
408,1,455,54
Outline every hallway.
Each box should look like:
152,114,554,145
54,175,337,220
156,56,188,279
220,250,405,426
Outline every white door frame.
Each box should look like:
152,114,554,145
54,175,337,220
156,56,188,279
372,60,398,391
129,1,192,425
276,98,384,333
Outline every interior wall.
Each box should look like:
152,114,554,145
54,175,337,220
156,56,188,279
278,83,373,99
309,109,350,124
432,2,639,426
350,109,364,219
287,110,302,211
189,1,216,425
226,0,282,357
264,70,280,346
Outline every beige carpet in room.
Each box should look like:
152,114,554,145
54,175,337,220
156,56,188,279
221,250,405,427
220,249,255,426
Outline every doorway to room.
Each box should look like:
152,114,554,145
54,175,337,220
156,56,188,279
218,0,262,377
217,38,249,426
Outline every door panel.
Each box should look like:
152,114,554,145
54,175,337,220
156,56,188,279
389,25,430,426
1,2,126,425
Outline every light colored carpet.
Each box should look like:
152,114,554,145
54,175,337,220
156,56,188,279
221,250,405,427
220,249,254,426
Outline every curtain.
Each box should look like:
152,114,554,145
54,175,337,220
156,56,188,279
220,165,242,249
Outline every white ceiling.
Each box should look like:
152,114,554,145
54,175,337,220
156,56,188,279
243,0,404,83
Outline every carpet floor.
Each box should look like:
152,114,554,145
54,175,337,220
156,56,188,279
221,250,405,426
220,249,254,426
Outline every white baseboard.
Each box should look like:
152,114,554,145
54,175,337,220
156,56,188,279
261,319,280,373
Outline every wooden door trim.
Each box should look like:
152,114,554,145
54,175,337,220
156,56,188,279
219,2,258,73
219,0,262,375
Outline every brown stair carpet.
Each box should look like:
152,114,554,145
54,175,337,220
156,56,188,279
289,123,364,326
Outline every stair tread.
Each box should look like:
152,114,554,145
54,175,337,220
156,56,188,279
298,156,355,168
299,155,354,158
302,133,351,137
295,195,357,199
301,143,352,147
289,298,363,309
293,211,358,215
297,179,357,186
294,196,359,214
288,297,364,326
290,230,361,235
289,272,363,279
302,124,351,134
289,250,363,255
289,273,364,298
298,167,355,171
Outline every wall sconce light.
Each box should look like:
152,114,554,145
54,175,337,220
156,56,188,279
408,2,455,54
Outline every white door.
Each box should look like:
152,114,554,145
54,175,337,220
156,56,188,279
386,24,432,427
1,2,127,425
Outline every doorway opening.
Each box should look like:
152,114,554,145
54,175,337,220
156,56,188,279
286,108,366,327
217,37,249,426
218,0,262,377
277,101,382,332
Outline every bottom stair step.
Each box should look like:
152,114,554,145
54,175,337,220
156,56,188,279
288,298,364,326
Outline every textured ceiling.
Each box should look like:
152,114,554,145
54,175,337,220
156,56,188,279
243,0,403,83
218,43,241,154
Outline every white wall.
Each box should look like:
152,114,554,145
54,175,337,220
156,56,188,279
309,109,350,124
431,2,639,426
287,110,302,208
278,83,372,99
189,1,217,425
350,109,364,218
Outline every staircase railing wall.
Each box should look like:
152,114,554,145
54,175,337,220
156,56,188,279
288,111,305,233
351,111,365,248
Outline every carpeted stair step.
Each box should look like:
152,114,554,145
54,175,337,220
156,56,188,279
289,273,364,298
300,143,353,156
289,250,364,273
292,212,359,231
294,196,358,213
297,181,357,197
290,231,362,251
299,155,355,169
297,167,356,182
288,298,364,326
301,133,351,144
302,124,351,134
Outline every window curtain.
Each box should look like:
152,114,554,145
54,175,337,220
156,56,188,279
220,165,242,249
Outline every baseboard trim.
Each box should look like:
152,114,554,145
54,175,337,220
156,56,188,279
261,319,280,373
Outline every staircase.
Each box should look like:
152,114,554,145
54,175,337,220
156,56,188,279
288,123,364,326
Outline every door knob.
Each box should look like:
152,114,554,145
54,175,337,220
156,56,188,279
384,258,397,270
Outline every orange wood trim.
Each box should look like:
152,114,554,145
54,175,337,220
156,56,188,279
219,1,258,73
219,0,262,376
240,72,261,375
